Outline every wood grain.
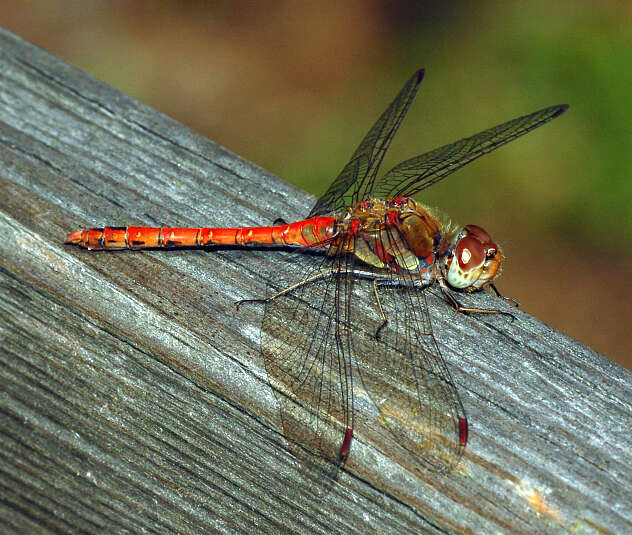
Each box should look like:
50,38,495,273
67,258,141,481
0,28,630,534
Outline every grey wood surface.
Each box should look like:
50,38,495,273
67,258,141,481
0,28,630,534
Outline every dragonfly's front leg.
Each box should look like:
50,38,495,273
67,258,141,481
489,283,520,308
437,278,516,321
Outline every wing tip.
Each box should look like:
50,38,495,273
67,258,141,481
552,103,569,117
416,68,425,84
544,104,569,120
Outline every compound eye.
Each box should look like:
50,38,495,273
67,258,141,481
464,224,492,244
456,236,485,271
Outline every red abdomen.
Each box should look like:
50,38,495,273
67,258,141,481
66,217,336,250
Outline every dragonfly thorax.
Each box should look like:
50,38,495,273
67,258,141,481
335,197,442,275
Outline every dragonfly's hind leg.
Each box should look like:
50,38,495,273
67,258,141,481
438,279,516,321
235,269,339,308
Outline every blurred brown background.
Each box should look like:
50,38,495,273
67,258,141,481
3,1,630,368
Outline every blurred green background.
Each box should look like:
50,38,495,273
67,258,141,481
3,1,630,368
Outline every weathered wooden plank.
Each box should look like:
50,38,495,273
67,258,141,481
0,27,630,534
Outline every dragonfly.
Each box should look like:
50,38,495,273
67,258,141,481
67,69,567,486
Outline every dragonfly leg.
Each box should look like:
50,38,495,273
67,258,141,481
372,279,388,340
235,268,340,308
489,283,520,308
371,277,420,339
438,279,515,321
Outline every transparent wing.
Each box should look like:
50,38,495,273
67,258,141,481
371,104,568,200
308,69,424,218
260,226,467,487
351,226,467,474
260,238,358,493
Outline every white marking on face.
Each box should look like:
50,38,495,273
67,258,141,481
461,248,471,264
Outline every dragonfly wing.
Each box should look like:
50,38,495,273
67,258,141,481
308,69,425,217
371,104,568,200
260,228,466,482
351,227,467,473
260,239,357,492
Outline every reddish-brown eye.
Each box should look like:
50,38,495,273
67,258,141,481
456,236,485,270
464,224,492,244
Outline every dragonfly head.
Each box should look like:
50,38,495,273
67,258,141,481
444,224,502,291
